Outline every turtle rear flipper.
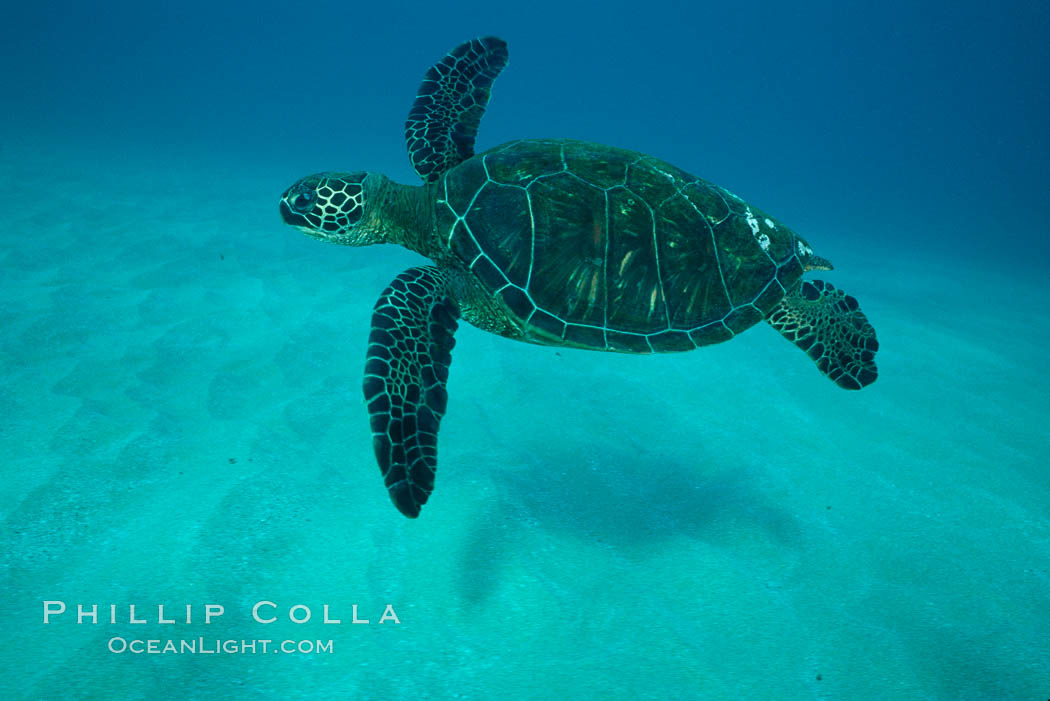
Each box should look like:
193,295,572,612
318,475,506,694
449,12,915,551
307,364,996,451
405,36,509,182
767,280,878,390
364,267,459,517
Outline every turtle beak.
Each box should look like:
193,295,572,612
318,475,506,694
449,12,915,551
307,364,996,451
279,199,304,227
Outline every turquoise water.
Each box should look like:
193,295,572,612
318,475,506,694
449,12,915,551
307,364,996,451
2,1,1049,698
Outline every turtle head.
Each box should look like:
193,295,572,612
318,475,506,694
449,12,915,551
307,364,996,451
279,171,387,246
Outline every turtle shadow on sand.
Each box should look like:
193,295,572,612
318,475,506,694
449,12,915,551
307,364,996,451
455,438,802,603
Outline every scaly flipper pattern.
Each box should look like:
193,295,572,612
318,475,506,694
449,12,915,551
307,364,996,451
364,267,459,517
767,280,878,389
405,36,509,182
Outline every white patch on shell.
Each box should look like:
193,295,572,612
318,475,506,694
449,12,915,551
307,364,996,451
745,207,760,235
764,218,776,229
797,240,814,257
744,207,771,250
745,207,770,250
653,166,676,182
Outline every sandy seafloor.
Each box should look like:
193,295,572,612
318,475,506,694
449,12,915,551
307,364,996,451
1,142,1048,701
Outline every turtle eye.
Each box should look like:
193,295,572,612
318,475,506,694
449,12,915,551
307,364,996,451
291,191,316,212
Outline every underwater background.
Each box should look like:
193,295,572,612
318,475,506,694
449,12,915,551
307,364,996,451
2,0,1048,698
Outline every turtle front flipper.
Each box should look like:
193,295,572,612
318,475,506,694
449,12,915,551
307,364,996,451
767,280,879,390
405,36,509,182
365,267,459,517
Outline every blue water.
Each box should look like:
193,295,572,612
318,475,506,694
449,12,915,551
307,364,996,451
2,1,1048,698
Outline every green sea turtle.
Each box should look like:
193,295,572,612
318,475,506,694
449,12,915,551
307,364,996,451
279,37,879,518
